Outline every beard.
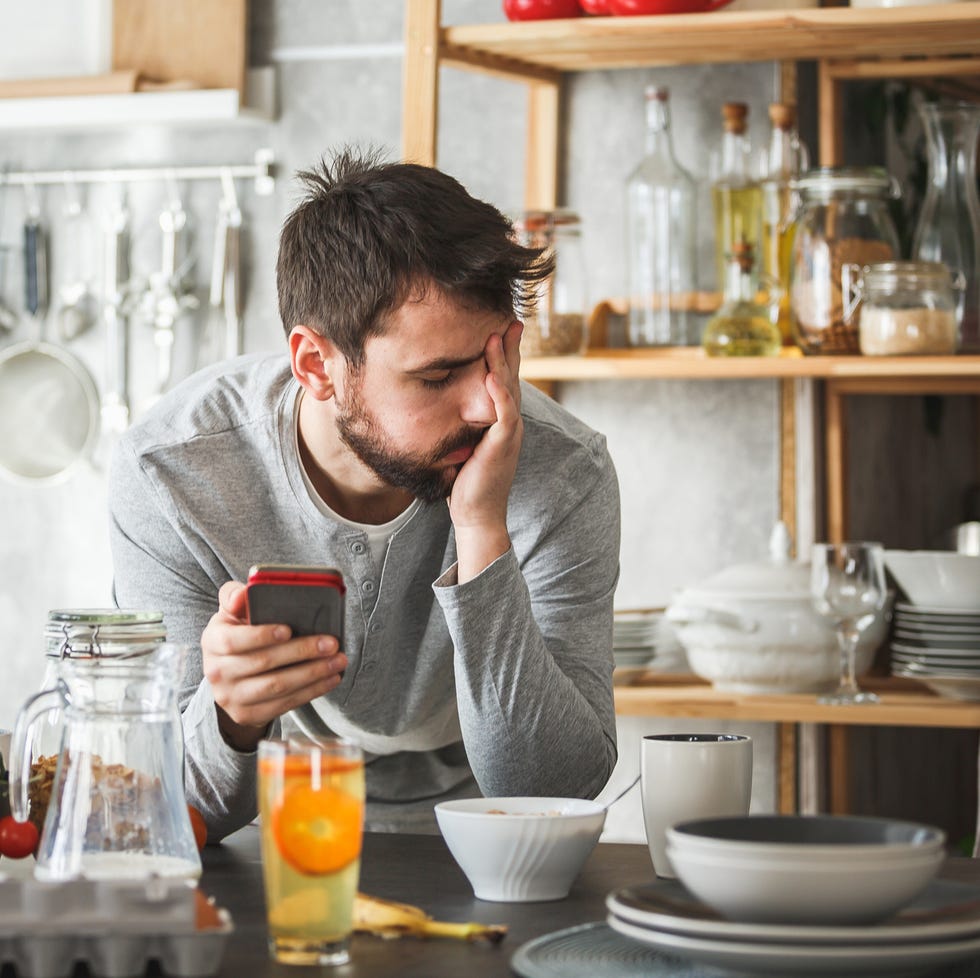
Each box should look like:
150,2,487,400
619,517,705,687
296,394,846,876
335,383,486,504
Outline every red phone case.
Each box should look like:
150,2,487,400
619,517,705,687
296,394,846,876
246,564,346,640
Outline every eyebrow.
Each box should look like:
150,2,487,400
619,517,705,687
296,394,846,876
405,351,485,374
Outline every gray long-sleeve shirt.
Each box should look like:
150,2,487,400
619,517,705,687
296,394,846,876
108,353,620,838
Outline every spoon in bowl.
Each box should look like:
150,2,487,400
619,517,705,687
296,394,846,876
599,774,641,811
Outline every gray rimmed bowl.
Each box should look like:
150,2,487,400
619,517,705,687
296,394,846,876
666,814,945,925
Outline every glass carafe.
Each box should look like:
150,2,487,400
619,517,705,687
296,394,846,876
10,616,200,881
911,101,980,353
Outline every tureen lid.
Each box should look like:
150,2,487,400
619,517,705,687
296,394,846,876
686,523,810,598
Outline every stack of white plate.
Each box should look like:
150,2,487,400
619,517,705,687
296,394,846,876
612,610,661,676
606,877,980,978
889,602,980,701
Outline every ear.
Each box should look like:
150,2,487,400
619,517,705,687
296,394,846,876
289,325,342,400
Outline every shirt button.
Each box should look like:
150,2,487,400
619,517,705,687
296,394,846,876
351,541,366,555
362,661,377,673
369,621,383,634
362,580,376,594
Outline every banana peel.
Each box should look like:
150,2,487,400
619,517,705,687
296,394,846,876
354,892,507,944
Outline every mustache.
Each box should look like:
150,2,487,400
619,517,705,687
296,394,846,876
431,426,487,460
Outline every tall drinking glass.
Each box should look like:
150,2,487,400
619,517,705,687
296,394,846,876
810,542,887,705
258,737,365,966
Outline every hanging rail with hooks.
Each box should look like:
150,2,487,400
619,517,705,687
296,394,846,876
0,148,276,196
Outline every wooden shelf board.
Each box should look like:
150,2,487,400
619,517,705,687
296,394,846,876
614,674,980,728
520,347,980,381
442,3,980,75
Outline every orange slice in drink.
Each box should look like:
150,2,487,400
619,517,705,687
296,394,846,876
273,784,363,876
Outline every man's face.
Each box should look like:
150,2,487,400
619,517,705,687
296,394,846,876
332,288,508,503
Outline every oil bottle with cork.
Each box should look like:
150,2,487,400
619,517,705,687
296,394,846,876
711,102,762,294
761,102,809,345
702,238,781,357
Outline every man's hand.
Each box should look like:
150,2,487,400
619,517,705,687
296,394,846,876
201,580,348,751
449,320,523,583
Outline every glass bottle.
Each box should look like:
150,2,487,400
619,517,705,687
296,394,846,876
513,209,588,356
702,239,781,357
760,102,809,345
625,85,698,347
711,102,763,294
911,100,980,353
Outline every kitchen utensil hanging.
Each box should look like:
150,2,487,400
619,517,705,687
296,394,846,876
138,174,198,400
0,180,100,483
100,192,132,438
0,166,16,335
200,168,243,368
55,176,99,343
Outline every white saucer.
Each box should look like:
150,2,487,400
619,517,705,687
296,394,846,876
606,878,980,947
607,913,980,978
896,603,980,620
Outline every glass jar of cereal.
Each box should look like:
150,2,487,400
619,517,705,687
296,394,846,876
512,209,588,357
790,167,901,355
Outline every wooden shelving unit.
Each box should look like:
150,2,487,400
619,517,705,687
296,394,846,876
401,0,980,818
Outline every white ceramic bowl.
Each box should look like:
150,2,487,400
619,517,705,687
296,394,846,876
666,815,945,925
884,551,980,609
434,797,605,902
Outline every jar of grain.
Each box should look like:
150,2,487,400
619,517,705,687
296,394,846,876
790,167,901,355
512,209,588,357
854,261,962,356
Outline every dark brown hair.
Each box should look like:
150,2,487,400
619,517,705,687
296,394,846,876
276,147,554,365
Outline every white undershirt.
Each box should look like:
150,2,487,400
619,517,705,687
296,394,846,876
294,389,420,571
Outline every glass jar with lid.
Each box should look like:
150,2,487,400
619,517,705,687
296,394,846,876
512,209,588,357
35,609,167,758
851,261,962,356
790,166,901,355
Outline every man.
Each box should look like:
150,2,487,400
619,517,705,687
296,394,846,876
108,149,621,840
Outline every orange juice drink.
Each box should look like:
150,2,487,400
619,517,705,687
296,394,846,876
257,738,365,966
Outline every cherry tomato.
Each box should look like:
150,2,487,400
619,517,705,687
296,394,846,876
503,0,583,20
579,0,612,13
188,804,208,850
0,815,39,859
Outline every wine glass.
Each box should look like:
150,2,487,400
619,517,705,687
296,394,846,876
810,542,887,705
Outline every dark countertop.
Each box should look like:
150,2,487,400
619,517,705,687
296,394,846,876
201,825,652,977
202,827,980,978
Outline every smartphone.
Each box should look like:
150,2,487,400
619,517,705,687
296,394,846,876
246,564,346,642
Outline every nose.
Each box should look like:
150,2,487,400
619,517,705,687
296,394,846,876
459,360,496,426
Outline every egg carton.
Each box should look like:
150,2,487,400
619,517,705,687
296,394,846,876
0,875,232,978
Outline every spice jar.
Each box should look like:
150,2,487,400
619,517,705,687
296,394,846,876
512,209,588,356
852,261,962,356
790,167,900,355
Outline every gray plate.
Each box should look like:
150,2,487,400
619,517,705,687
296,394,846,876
606,877,980,945
511,921,705,978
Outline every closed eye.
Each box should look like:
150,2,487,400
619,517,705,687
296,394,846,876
420,371,454,389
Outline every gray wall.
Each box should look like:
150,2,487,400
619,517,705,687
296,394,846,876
5,1,965,842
